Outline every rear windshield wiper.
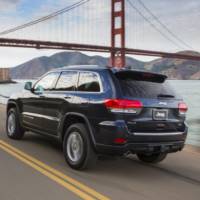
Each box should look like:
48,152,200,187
157,94,175,98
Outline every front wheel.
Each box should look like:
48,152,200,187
137,152,167,164
63,123,97,170
6,108,25,140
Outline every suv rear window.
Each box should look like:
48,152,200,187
77,72,101,92
116,73,179,99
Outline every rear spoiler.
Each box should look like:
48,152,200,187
113,70,167,83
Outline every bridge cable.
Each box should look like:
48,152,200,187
0,0,90,36
137,0,194,50
126,0,185,50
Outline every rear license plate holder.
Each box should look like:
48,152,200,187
153,109,168,121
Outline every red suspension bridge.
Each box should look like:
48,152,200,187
0,0,200,68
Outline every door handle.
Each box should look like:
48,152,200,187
39,95,45,98
65,96,71,99
80,101,89,106
81,102,88,104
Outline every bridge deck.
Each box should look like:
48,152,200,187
1,38,200,61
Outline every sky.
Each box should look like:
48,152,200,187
0,0,200,67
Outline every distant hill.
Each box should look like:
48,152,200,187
144,51,200,80
10,51,200,80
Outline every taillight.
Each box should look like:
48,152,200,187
114,138,127,144
178,102,188,115
104,99,143,114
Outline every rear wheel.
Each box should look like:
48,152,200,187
137,152,167,164
63,123,97,170
6,108,25,140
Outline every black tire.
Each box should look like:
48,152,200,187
137,152,167,164
63,123,97,170
6,108,25,140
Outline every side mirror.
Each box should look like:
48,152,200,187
24,82,32,91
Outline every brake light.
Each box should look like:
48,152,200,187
114,138,127,144
104,99,143,114
178,102,188,115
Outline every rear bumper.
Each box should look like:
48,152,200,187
95,141,185,155
95,120,188,155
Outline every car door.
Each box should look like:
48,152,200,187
21,72,60,133
40,70,78,135
73,71,103,117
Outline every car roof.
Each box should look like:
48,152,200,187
50,65,167,82
51,65,108,72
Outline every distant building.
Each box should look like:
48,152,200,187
0,68,10,81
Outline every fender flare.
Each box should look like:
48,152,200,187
7,100,23,126
7,100,20,113
59,112,97,147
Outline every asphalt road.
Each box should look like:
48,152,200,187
0,104,200,200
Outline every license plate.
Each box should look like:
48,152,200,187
153,109,168,120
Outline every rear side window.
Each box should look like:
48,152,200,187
117,78,179,99
77,72,101,92
56,71,77,91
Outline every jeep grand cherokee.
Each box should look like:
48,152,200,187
6,65,188,169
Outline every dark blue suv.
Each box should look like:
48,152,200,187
6,65,188,170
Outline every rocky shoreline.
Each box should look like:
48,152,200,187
0,80,16,84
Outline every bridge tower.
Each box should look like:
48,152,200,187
111,0,125,68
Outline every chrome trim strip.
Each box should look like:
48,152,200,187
22,112,59,122
99,121,116,126
133,132,184,136
23,115,34,120
109,108,137,114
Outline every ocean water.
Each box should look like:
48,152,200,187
0,80,200,147
169,80,200,147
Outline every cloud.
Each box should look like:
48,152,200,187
0,0,21,11
0,0,200,67
1,0,111,47
32,0,79,18
126,0,200,51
